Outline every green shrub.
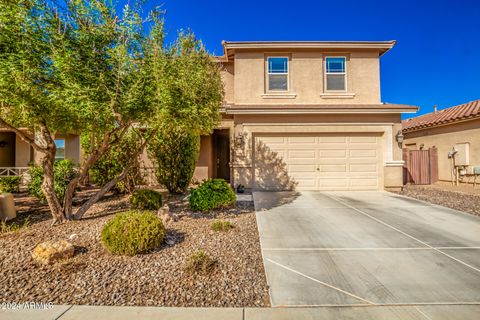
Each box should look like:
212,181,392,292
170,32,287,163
0,217,30,233
211,220,234,232
130,189,163,211
189,179,236,212
27,160,77,203
101,210,165,255
148,125,200,194
0,176,21,193
84,131,143,194
185,250,216,274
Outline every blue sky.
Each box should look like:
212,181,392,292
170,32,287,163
126,0,479,118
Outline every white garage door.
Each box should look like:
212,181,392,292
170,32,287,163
254,134,383,191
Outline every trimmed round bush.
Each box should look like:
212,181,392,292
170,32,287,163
130,189,163,211
189,179,236,212
101,210,165,255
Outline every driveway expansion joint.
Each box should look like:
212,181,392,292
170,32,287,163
326,192,480,275
266,257,376,305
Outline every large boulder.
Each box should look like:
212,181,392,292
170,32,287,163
32,240,75,265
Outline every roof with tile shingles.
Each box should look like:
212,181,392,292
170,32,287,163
402,100,480,132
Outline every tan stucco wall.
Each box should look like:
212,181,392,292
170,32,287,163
194,135,213,182
15,135,31,167
221,62,234,104
33,133,81,165
403,118,480,182
64,135,81,164
229,49,381,105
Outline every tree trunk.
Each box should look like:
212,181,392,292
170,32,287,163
63,153,100,219
36,126,64,223
63,128,130,219
72,164,131,220
72,136,149,220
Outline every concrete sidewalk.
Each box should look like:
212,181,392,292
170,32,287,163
2,305,480,320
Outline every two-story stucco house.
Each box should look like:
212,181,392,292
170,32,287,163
194,40,418,191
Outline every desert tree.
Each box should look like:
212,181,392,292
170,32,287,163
147,31,224,194
0,0,224,223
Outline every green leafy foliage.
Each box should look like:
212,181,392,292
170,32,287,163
101,210,165,255
0,0,223,222
28,160,77,203
148,125,200,194
147,31,223,137
189,179,236,212
0,217,30,234
211,220,234,232
0,176,21,193
130,189,163,211
185,250,216,274
84,131,144,194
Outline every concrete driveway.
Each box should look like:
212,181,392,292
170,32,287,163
254,191,480,317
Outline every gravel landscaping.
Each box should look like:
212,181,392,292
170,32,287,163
0,189,270,307
395,183,480,216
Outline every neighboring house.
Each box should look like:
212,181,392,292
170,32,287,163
0,129,81,176
193,40,418,191
402,100,480,183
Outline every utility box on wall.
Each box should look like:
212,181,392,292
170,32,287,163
454,143,470,166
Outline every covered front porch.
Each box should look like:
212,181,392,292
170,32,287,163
0,130,81,181
194,128,232,183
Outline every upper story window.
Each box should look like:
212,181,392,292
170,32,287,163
325,57,346,91
55,139,65,161
267,57,288,91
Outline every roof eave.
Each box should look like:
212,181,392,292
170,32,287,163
221,40,396,60
223,104,418,115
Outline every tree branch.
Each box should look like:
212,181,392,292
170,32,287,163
72,133,151,220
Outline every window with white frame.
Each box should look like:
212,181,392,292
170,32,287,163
267,57,288,91
325,57,346,91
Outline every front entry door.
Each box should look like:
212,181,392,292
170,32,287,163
213,129,230,181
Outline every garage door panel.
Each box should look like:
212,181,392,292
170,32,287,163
295,179,317,188
319,136,347,143
319,178,348,188
319,164,347,173
319,149,347,158
287,150,316,159
350,178,378,187
287,136,316,144
349,149,377,158
259,136,287,145
289,164,316,173
254,134,382,191
266,149,285,158
350,136,377,143
350,164,378,173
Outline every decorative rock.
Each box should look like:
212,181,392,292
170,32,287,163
31,240,75,265
157,204,178,225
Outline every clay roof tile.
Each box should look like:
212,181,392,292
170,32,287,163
402,100,480,131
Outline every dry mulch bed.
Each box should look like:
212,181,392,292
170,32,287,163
0,189,270,307
395,183,480,216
